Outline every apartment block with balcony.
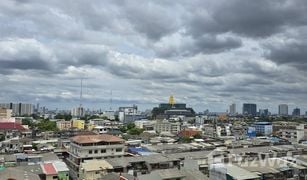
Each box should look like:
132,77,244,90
66,134,125,179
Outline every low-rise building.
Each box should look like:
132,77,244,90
72,119,85,130
66,134,125,179
155,120,181,134
0,108,12,119
56,120,72,130
252,122,272,136
79,159,113,180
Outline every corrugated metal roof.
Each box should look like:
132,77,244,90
53,161,69,172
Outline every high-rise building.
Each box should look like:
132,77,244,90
0,103,33,116
278,104,288,116
292,107,301,116
229,104,236,115
242,103,257,116
71,106,85,117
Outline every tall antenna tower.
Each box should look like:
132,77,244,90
79,78,83,118
109,90,113,110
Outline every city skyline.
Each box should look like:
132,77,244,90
0,0,307,112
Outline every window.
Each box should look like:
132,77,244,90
101,149,106,153
116,148,122,152
89,150,92,154
94,150,98,154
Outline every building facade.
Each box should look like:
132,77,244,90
56,121,72,130
0,103,33,116
242,103,257,116
229,104,236,115
293,108,301,116
0,108,12,119
278,104,288,116
252,122,272,136
66,134,125,179
155,120,181,134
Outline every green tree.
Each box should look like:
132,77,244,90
128,128,144,135
127,122,136,130
88,115,100,120
54,114,72,121
22,118,35,129
181,136,192,143
37,119,58,131
0,134,5,141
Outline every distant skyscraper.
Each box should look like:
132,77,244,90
292,107,301,116
229,103,236,115
242,103,257,116
259,109,269,116
71,107,85,117
278,104,288,116
0,103,33,116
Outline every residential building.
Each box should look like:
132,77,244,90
41,162,69,180
251,122,272,136
209,164,260,180
0,108,12,119
118,105,140,123
138,168,208,180
66,134,125,179
79,159,113,180
293,107,301,116
278,104,288,116
155,120,181,134
72,120,85,130
71,107,85,117
279,129,304,143
102,111,115,120
134,120,156,131
242,103,257,116
229,103,236,115
93,126,121,135
56,120,72,130
178,127,202,138
0,103,33,116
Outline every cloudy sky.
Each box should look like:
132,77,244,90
0,0,307,113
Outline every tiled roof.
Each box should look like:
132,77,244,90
0,122,26,130
41,163,57,175
71,134,124,144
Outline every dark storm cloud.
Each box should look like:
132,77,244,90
187,0,307,38
0,59,50,71
0,0,307,112
265,40,307,70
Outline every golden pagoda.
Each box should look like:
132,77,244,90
168,95,175,106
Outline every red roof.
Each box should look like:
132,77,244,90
0,122,26,130
42,163,57,175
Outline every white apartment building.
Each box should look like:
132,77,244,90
155,120,181,134
71,107,85,117
0,108,12,118
67,134,125,179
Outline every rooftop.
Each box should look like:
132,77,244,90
81,159,113,171
71,134,124,144
0,122,26,130
41,163,57,175
0,167,41,180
